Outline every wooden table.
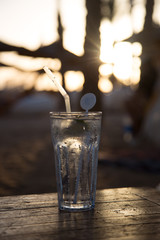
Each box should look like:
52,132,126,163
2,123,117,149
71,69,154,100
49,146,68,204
0,187,160,240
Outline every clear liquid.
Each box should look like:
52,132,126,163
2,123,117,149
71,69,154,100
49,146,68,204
55,138,98,210
51,114,101,211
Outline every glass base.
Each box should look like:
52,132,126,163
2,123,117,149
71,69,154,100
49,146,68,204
59,202,95,212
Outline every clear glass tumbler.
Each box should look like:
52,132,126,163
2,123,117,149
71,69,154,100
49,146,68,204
50,112,102,211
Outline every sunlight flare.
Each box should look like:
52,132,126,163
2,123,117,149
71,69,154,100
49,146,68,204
0,0,148,91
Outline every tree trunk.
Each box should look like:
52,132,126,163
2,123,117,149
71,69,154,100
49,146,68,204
82,0,102,111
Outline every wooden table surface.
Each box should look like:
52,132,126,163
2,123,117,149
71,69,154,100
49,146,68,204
0,187,160,240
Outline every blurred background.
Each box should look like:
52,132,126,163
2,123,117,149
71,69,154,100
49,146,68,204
0,0,160,196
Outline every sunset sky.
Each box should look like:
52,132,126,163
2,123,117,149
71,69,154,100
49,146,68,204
0,0,159,92
0,0,160,53
0,0,86,55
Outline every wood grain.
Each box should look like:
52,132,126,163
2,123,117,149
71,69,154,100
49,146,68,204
0,187,160,240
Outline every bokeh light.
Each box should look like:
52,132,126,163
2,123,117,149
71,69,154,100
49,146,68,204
64,71,85,92
0,52,61,72
99,63,113,76
113,42,133,83
0,67,37,90
98,77,113,93
1,0,159,92
132,42,142,57
35,72,62,91
60,0,86,56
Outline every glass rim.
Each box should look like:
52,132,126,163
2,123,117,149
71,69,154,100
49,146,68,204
50,111,102,119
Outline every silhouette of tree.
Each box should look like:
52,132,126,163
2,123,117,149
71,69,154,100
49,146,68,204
125,0,160,134
127,0,160,57
82,0,102,110
0,1,103,110
0,0,160,114
82,0,116,111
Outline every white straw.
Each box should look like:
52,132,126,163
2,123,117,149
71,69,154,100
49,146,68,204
43,66,71,112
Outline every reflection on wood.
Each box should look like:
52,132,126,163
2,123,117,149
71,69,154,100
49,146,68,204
0,188,160,239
